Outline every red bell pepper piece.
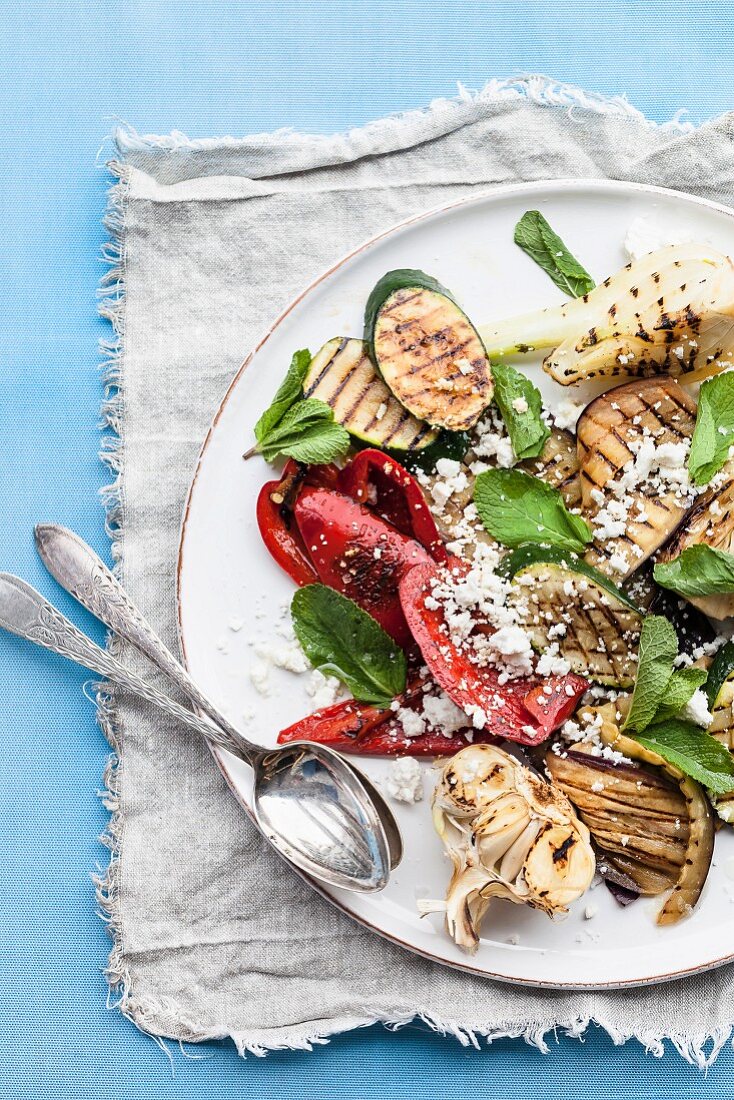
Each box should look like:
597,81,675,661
256,461,340,587
339,449,448,563
398,562,587,746
293,486,431,647
277,676,490,756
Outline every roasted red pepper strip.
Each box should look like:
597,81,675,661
277,677,490,756
339,449,448,563
293,486,431,646
398,562,587,746
256,461,340,587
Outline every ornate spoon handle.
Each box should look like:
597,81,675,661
34,524,258,762
0,573,249,759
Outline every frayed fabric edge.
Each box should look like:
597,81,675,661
93,158,134,1019
113,74,695,157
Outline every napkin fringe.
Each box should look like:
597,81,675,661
114,75,695,159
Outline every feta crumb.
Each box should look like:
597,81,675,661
249,661,271,696
553,399,585,431
683,689,713,729
305,669,344,709
584,904,598,920
387,757,424,803
511,396,529,414
375,402,387,421
623,215,694,261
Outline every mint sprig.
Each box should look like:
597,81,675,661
514,211,595,298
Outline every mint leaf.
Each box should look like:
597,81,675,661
491,363,550,460
688,373,734,485
622,615,678,733
291,584,407,706
473,469,591,553
633,719,734,795
254,348,312,444
651,667,709,723
654,545,734,598
706,640,734,709
258,399,350,464
514,211,595,298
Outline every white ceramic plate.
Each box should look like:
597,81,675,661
177,179,734,988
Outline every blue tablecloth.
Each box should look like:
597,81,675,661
3,3,734,1095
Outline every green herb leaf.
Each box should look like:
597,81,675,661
514,211,595,298
496,544,642,611
706,640,734,709
491,363,550,460
258,398,350,464
254,348,312,444
633,719,734,795
291,584,407,706
651,668,709,724
688,373,734,486
654,545,734,599
473,469,591,553
622,615,678,733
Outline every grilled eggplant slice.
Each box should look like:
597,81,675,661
507,560,642,686
595,709,715,925
479,243,734,386
657,475,734,619
577,377,697,579
546,748,688,896
705,642,734,821
365,270,493,432
519,426,581,507
304,337,439,451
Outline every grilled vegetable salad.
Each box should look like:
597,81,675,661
248,212,734,953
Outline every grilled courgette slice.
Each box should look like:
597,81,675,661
507,560,642,686
365,270,493,432
303,337,438,452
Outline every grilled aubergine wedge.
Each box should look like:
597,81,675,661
365,270,493,432
479,243,734,386
577,376,697,580
657,473,734,620
519,426,581,507
703,642,734,822
304,337,439,452
552,704,715,925
505,552,642,687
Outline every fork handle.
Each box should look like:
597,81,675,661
34,524,258,761
0,573,252,760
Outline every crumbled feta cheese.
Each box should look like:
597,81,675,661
683,689,713,729
305,669,344,709
375,402,387,421
249,661,271,696
397,707,427,739
387,757,424,803
511,396,529,414
553,399,585,431
584,904,598,920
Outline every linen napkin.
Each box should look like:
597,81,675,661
97,77,734,1066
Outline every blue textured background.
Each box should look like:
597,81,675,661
3,2,734,1096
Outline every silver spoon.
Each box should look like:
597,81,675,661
0,572,393,893
34,524,402,870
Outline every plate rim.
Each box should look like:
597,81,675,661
176,177,734,989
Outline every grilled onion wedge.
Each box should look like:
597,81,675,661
546,747,689,898
577,377,697,579
478,243,734,386
504,551,642,687
591,705,715,925
304,337,439,451
365,270,493,431
657,473,734,620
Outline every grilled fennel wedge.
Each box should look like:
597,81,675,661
421,744,594,953
591,704,715,925
577,377,697,579
478,243,734,386
657,474,734,620
365,270,493,431
505,551,642,687
304,337,439,451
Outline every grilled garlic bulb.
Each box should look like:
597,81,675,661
422,744,595,953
